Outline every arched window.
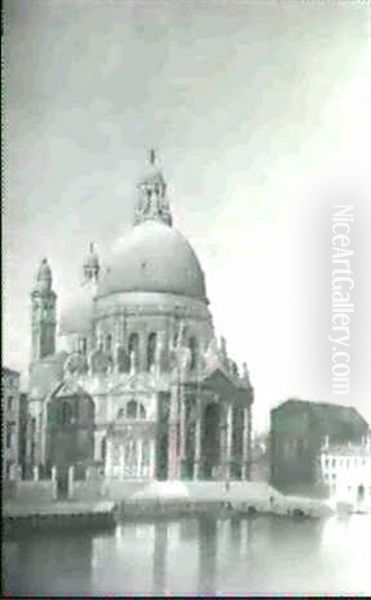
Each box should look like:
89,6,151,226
146,332,157,371
139,404,146,419
106,334,112,352
189,337,197,371
117,346,130,373
128,333,140,371
126,399,138,419
61,402,72,426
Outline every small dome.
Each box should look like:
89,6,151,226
97,221,207,300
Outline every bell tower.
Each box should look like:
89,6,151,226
31,258,57,361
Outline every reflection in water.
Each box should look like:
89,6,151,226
3,515,371,596
230,516,242,556
4,531,93,596
152,521,168,595
198,516,218,595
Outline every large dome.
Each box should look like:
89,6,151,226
97,221,207,300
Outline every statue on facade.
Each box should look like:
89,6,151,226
64,351,88,377
219,335,229,370
204,336,220,370
242,362,250,386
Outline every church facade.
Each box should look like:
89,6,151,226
27,153,254,482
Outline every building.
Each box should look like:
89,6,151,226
27,151,254,482
2,367,21,479
319,435,371,510
270,398,369,494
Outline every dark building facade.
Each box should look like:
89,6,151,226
270,399,369,494
2,367,20,479
46,381,95,472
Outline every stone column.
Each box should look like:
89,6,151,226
193,402,202,480
137,439,143,479
227,405,233,479
179,390,187,479
105,439,113,478
167,383,179,480
68,465,74,500
120,443,125,479
241,408,249,480
94,430,103,462
33,465,39,482
246,404,252,480
149,438,156,479
51,466,57,500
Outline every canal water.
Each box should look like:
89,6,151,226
3,514,370,596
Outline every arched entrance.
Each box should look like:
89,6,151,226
201,402,221,480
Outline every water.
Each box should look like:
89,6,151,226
3,514,371,596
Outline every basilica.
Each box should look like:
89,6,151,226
27,152,254,483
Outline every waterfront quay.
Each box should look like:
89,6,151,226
3,481,333,535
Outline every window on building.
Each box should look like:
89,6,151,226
128,333,140,370
7,397,13,411
101,437,107,463
6,422,14,449
346,459,350,468
117,346,129,373
324,458,329,469
139,404,146,419
332,458,336,467
146,332,157,371
189,337,197,371
126,400,138,419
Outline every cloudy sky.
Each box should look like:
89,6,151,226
3,0,371,430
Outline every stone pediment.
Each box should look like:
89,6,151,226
108,374,158,396
51,378,89,399
200,366,250,403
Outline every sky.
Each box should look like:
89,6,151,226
3,0,371,431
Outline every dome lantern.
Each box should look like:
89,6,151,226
82,242,100,284
134,149,172,227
